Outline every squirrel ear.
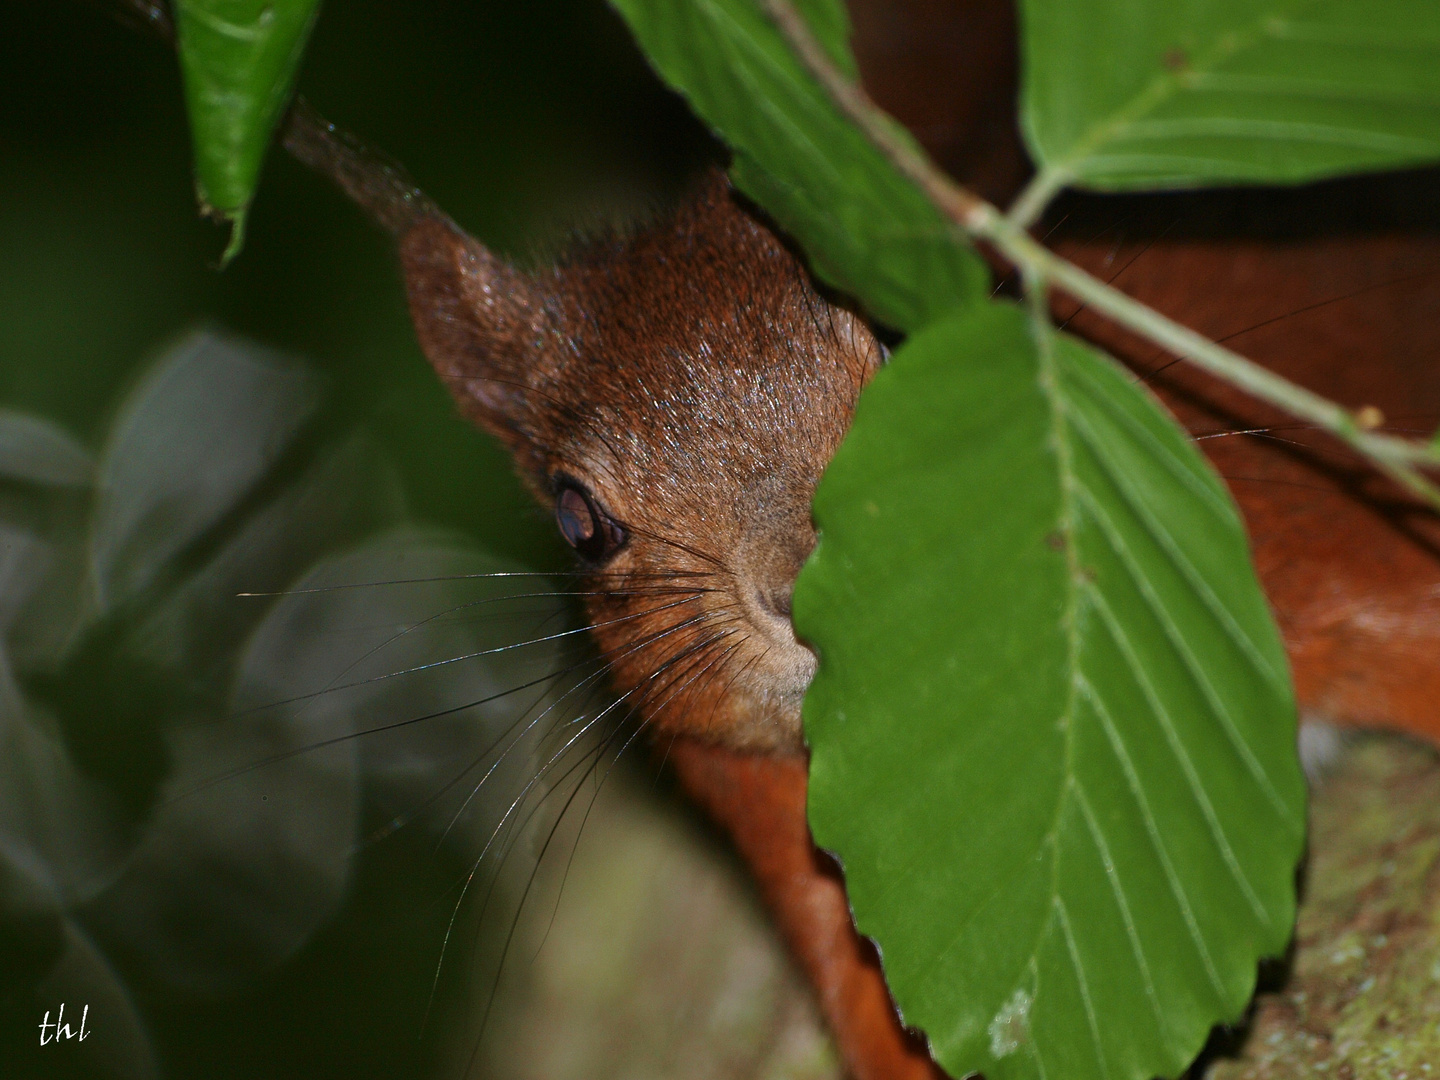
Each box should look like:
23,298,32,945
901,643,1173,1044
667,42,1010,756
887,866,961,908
282,102,545,450
398,218,543,451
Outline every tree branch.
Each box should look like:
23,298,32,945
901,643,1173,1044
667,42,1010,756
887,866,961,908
760,0,1440,511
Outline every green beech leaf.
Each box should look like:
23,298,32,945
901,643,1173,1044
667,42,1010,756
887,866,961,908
173,0,322,262
1020,0,1440,191
795,302,1306,1080
608,0,987,329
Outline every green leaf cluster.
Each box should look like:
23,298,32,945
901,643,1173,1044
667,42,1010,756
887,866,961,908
0,332,564,1076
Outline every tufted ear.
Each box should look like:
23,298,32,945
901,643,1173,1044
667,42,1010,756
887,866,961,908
397,218,543,454
283,100,545,457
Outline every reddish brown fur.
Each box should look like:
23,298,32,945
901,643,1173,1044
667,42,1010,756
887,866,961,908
401,177,881,751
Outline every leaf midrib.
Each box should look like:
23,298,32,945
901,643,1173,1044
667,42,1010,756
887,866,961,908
1031,311,1259,1054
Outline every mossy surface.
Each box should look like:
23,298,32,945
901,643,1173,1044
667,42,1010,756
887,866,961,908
1206,733,1440,1079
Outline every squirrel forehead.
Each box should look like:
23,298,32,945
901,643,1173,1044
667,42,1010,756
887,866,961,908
399,170,880,509
529,182,878,501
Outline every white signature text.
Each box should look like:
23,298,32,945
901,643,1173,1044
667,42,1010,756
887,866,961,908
38,1003,90,1045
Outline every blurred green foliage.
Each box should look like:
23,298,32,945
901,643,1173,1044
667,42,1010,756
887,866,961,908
0,2,716,1077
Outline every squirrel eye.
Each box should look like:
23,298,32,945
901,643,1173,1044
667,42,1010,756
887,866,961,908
554,479,626,562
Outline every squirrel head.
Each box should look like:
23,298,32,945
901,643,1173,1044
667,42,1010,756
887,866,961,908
286,112,881,750
402,176,881,751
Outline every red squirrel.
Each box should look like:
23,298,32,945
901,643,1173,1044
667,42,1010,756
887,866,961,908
265,3,1440,1076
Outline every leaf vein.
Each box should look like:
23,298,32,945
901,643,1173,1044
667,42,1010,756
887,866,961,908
1061,368,1290,696
1085,589,1273,927
1056,893,1113,1080
1069,465,1296,828
1184,71,1440,107
1062,355,1235,521
1076,675,1227,999
1117,117,1439,154
1027,958,1051,1080
1072,779,1167,1034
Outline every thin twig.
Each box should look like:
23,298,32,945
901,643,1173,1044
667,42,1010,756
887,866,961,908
1007,168,1071,231
760,0,1440,511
